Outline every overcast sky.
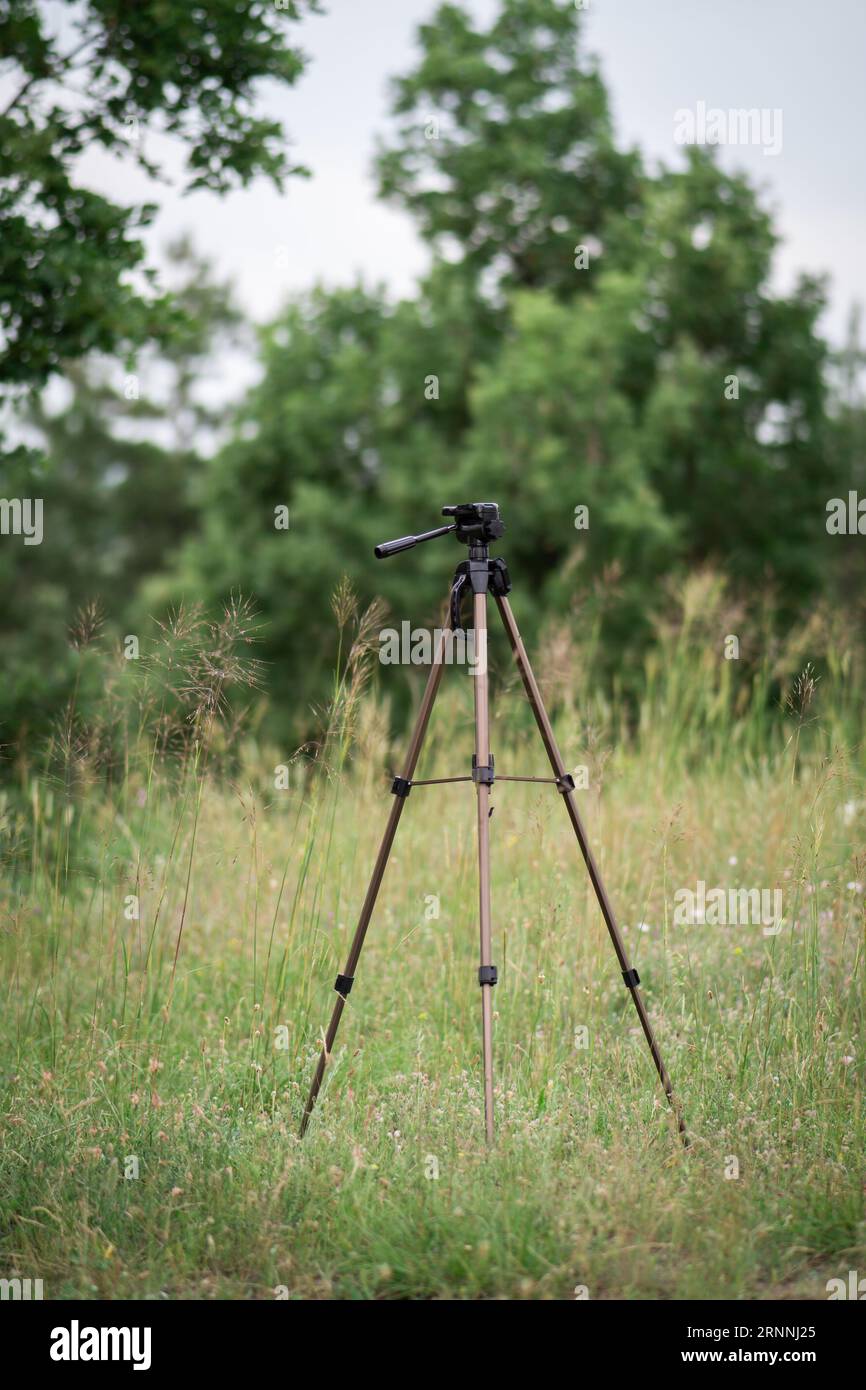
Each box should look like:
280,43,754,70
70,0,866,347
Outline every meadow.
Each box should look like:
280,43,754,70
0,577,863,1300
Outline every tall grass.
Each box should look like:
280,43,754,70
0,576,863,1298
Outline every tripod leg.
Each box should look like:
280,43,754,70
494,595,689,1146
299,624,451,1137
472,591,496,1144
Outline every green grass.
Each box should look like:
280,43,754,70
1,585,864,1299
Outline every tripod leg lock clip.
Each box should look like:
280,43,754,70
489,557,512,597
391,776,412,797
334,973,355,997
478,965,498,987
622,968,640,989
472,753,495,785
556,773,575,793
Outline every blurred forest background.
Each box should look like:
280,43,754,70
2,0,866,775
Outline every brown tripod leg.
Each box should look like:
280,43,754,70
299,622,452,1137
494,595,689,1146
472,590,496,1143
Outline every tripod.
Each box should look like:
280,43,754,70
300,503,687,1146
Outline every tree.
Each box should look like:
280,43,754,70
377,1,833,616
154,285,399,734
166,0,841,746
376,0,640,301
0,239,242,758
0,0,320,391
459,287,679,651
9,0,843,756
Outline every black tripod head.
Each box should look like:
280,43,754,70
374,502,504,559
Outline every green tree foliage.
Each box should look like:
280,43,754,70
171,0,838,742
157,286,390,727
0,0,318,761
161,258,537,729
376,0,640,299
0,240,241,754
632,154,832,606
458,288,678,646
0,0,319,389
376,1,834,609
2,0,858,759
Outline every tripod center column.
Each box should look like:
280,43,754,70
472,586,496,1144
